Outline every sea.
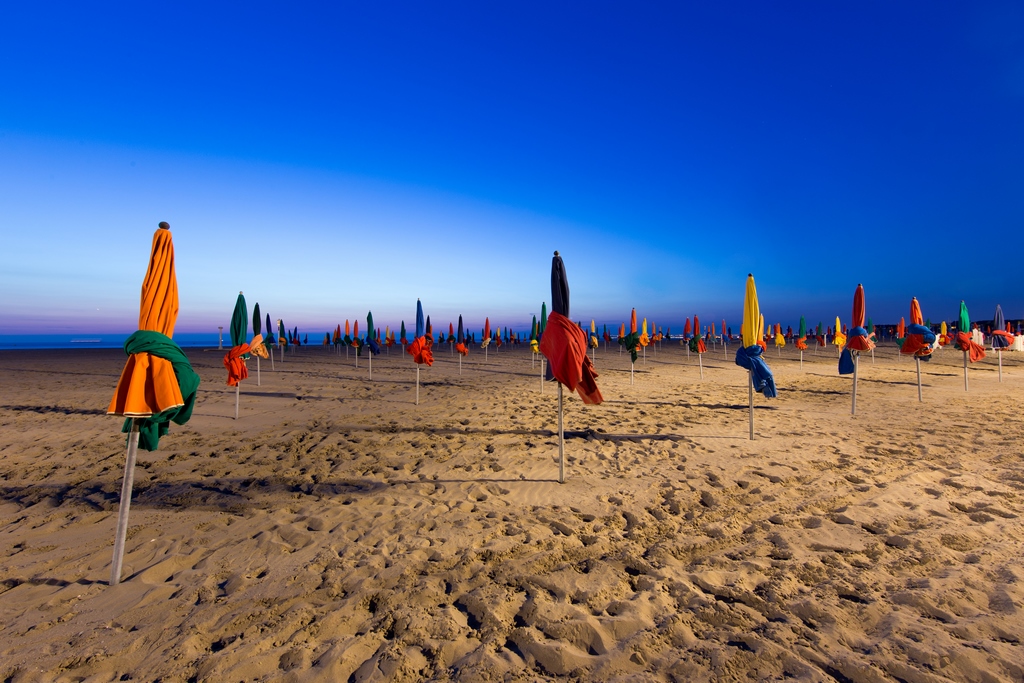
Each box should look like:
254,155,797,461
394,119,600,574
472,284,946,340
0,333,223,351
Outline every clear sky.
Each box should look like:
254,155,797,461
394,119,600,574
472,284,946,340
2,2,1022,336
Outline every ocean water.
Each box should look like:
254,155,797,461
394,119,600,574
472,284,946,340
0,333,223,350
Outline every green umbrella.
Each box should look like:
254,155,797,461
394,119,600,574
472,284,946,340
540,302,547,336
265,313,274,344
228,292,248,419
958,301,970,333
252,303,262,336
230,292,248,349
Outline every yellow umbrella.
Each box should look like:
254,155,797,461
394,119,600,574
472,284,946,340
736,274,776,439
832,315,846,350
743,275,759,347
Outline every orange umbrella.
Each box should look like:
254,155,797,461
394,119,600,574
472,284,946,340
106,222,200,585
108,229,185,420
839,284,875,414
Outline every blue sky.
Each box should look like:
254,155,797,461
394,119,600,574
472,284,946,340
2,2,1022,336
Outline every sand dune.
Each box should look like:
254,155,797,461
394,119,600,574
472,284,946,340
1,341,1022,682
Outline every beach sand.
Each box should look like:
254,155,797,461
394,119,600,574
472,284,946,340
1,341,1022,682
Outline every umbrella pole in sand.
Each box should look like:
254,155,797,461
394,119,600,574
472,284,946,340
110,419,140,586
998,349,1003,382
642,346,646,365
235,384,240,419
851,352,859,415
698,353,704,380
800,350,803,370
368,350,372,379
256,357,260,386
870,349,874,364
415,367,420,405
748,371,754,440
916,357,923,402
557,383,565,484
630,361,634,385
269,347,274,371
963,351,969,391
540,359,545,394
485,347,488,362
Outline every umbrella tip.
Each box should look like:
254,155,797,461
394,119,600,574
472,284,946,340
158,221,169,230
239,291,243,295
554,250,559,256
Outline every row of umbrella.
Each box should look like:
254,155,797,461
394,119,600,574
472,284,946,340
105,225,1011,588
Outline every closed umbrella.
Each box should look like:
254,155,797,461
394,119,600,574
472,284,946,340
689,314,707,378
251,303,264,386
366,311,380,378
456,315,468,374
264,313,275,371
991,305,1013,382
277,319,288,363
900,297,938,400
622,309,641,384
407,299,433,404
838,284,875,415
539,251,602,483
734,274,776,439
954,301,986,391
224,292,250,420
795,316,808,368
107,222,200,585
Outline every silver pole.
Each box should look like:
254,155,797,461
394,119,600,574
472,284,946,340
921,358,929,401
110,420,140,586
235,385,240,419
963,351,969,392
851,352,858,415
416,366,420,405
557,383,564,484
748,371,754,440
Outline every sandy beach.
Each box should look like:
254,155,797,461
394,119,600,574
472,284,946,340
1,341,1022,682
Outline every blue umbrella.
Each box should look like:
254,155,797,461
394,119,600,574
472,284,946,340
992,304,1010,382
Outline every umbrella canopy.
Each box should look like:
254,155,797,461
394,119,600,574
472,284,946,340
684,317,692,338
408,299,433,365
992,305,1012,349
229,293,248,348
839,284,875,373
539,251,602,404
742,276,760,347
735,274,776,397
955,301,986,362
458,315,465,343
901,297,938,358
278,319,288,346
540,303,548,336
622,309,640,362
107,223,200,450
689,314,706,353
530,316,538,341
366,311,380,353
252,303,261,336
400,320,407,344
264,314,274,344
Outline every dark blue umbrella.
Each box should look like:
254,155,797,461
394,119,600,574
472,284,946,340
415,299,425,338
992,304,1010,382
538,251,602,483
992,305,1010,349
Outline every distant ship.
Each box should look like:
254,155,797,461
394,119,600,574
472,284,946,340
70,338,102,343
